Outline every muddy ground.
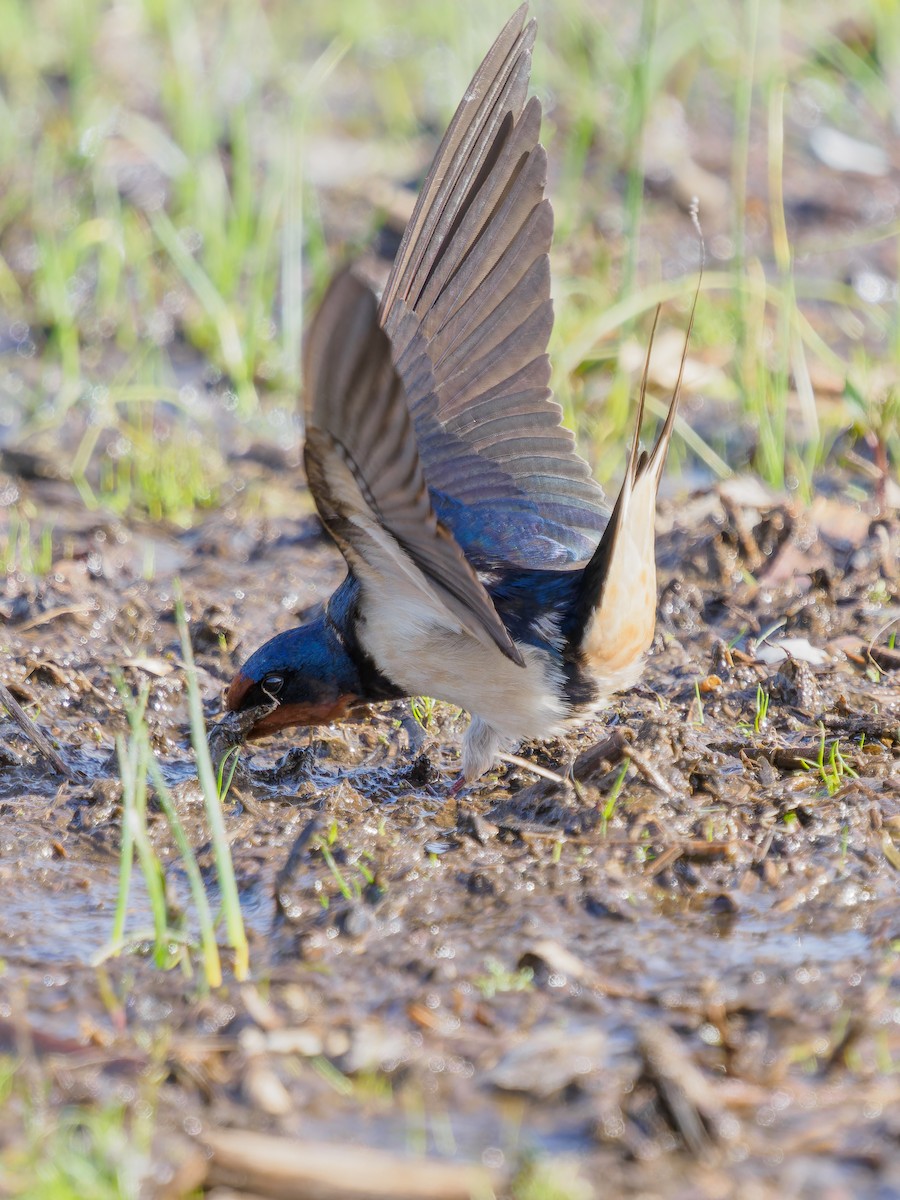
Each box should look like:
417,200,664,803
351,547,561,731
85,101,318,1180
0,456,898,1198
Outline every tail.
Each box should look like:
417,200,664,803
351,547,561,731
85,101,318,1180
576,285,698,680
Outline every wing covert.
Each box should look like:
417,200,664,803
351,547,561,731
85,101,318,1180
303,269,524,666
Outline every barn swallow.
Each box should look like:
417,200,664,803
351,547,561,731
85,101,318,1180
225,5,691,783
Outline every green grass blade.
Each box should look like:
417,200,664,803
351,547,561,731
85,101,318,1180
146,756,222,988
174,589,249,980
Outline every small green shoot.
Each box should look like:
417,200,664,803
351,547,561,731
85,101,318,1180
601,758,630,837
798,723,860,797
869,579,891,607
728,627,749,651
754,684,770,734
410,696,437,730
313,825,380,903
317,839,354,902
216,746,241,801
692,680,705,726
474,958,535,1000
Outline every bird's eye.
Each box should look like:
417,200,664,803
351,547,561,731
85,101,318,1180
262,673,284,697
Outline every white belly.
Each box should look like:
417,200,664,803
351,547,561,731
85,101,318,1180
356,586,570,743
351,557,648,779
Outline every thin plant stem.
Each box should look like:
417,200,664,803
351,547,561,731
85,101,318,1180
115,726,170,967
174,587,249,980
146,756,222,988
620,0,658,314
109,685,151,949
732,0,761,341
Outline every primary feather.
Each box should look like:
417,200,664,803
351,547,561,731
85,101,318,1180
378,5,608,568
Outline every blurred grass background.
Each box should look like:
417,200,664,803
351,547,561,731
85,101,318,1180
0,0,898,540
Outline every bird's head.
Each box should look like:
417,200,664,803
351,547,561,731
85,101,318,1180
225,612,362,739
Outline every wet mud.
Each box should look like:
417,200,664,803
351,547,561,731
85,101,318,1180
1,463,898,1198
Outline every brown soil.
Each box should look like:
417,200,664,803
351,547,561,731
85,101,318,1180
1,464,898,1198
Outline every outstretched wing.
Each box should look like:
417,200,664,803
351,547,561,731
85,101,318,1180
379,4,608,568
303,269,524,666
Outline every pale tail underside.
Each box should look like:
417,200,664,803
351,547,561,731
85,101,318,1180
580,286,699,683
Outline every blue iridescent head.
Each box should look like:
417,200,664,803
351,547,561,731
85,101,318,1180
226,608,363,738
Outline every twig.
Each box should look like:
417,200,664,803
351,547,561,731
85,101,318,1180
14,602,96,633
648,844,684,877
498,751,568,785
0,681,80,782
203,1127,496,1199
572,729,628,780
623,745,676,798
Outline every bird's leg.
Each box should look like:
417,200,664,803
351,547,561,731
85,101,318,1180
448,773,467,798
